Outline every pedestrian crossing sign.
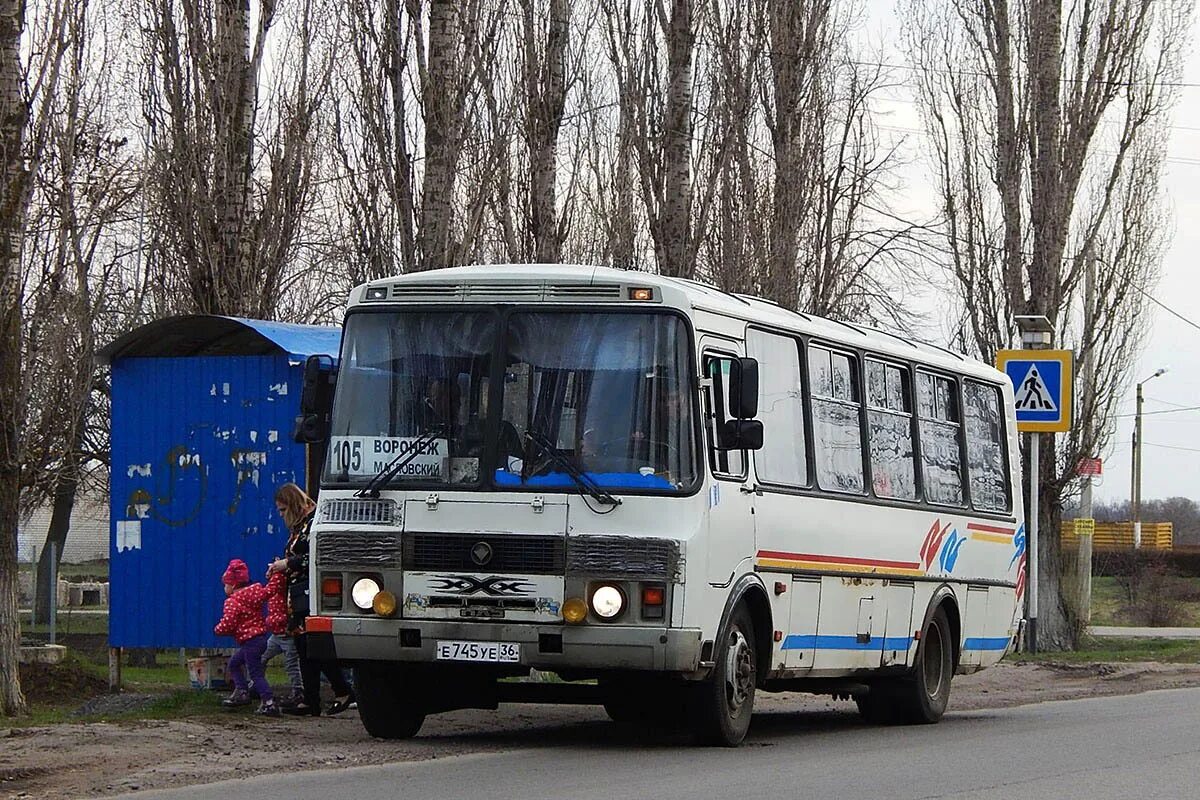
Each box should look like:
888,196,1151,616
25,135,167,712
995,350,1073,432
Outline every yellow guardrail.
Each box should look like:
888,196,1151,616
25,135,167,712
1062,519,1172,551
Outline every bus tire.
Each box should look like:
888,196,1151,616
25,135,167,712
690,604,756,746
895,606,953,724
353,663,426,739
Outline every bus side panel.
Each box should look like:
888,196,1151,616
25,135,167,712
783,576,820,671
961,585,990,668
880,581,915,667
983,585,1019,667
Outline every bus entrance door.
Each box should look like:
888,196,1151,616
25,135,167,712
700,341,756,587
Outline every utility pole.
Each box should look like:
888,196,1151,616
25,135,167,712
1132,367,1168,548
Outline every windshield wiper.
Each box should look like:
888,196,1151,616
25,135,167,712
523,430,621,508
354,424,447,498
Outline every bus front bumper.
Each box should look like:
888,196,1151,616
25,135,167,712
307,616,704,673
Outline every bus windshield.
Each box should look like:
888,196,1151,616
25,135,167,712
325,309,698,494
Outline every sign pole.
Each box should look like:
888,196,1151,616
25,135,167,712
999,320,1070,655
1028,433,1039,654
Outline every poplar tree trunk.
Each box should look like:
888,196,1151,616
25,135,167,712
659,0,694,277
0,0,29,718
419,0,462,271
524,0,568,264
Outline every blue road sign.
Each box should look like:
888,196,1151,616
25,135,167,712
995,350,1073,433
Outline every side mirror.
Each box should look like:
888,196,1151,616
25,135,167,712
728,357,759,419
293,354,337,444
719,419,764,451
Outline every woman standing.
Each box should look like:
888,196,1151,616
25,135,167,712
269,482,355,716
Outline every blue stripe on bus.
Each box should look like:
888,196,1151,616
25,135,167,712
781,635,913,651
962,637,1011,651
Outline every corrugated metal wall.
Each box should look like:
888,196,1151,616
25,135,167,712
109,355,305,647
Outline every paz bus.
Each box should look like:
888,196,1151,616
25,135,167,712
302,264,1024,746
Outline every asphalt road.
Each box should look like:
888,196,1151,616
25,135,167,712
123,687,1200,800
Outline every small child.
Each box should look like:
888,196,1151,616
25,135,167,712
261,561,304,708
214,558,284,716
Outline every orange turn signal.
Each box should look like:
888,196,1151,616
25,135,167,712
321,576,342,596
628,287,654,301
562,597,588,624
642,586,665,606
372,590,398,618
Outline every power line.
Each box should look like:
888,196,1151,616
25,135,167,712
1114,404,1200,418
1129,284,1200,335
1143,441,1200,453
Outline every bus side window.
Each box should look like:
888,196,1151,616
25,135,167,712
809,344,865,494
964,380,1010,512
746,328,808,487
866,358,917,500
917,371,965,505
704,355,746,479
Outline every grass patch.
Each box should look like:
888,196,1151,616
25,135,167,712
23,610,108,637
17,559,109,582
1088,575,1200,627
1009,636,1200,664
4,647,293,728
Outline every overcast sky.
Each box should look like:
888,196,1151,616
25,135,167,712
862,1,1200,504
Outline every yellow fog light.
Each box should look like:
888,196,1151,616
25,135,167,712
562,597,588,624
372,590,398,618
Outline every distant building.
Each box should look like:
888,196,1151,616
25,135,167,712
17,488,110,564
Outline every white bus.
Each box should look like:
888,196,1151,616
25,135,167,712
304,264,1024,746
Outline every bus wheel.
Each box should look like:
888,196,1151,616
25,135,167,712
353,663,426,739
895,606,953,724
691,604,756,746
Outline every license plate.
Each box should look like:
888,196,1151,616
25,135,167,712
435,640,520,663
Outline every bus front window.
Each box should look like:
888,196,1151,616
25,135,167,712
326,311,499,486
497,312,698,493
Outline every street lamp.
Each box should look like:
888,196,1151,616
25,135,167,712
1132,366,1169,548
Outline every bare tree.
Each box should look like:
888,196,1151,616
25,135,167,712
141,0,325,318
601,0,727,279
0,0,68,717
521,0,570,263
19,0,138,623
906,0,1190,649
0,0,27,718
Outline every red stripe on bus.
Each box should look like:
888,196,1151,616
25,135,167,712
757,550,921,570
966,523,1014,536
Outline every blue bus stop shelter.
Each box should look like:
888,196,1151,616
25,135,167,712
99,316,341,649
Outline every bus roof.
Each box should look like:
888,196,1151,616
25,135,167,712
353,264,1006,385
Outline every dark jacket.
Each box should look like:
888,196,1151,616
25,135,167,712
284,511,315,633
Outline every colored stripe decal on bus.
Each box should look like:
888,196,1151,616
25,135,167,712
962,637,1011,651
967,522,1016,544
781,635,914,651
756,550,924,577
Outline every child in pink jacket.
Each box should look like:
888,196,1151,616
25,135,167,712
214,559,284,716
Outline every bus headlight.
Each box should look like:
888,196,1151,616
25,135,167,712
351,578,381,610
590,584,625,620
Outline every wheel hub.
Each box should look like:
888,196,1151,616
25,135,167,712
724,630,754,713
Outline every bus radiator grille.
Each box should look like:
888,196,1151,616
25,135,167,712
566,536,682,581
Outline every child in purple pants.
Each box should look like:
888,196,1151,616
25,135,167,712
214,559,283,716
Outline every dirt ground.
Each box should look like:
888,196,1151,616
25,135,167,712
3,660,1199,799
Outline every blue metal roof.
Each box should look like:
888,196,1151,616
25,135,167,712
98,315,342,364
